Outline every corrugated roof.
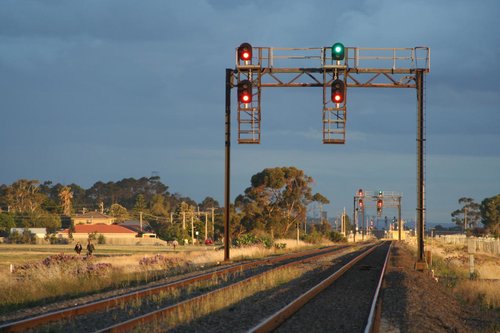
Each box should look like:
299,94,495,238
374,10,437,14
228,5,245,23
70,224,136,234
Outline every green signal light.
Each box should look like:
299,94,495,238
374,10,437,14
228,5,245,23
332,42,345,61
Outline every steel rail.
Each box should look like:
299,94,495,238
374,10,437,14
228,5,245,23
364,241,393,333
0,245,351,332
96,244,362,333
248,241,390,333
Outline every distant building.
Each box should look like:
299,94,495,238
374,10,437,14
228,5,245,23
59,224,137,242
72,211,115,225
10,228,47,239
120,220,151,232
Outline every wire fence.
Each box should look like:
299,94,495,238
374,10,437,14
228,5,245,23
433,235,500,255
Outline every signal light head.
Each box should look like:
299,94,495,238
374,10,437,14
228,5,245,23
332,42,345,61
331,79,345,104
238,80,252,104
359,199,364,208
358,189,364,197
238,42,252,62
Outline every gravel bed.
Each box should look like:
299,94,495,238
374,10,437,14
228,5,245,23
275,242,390,332
165,246,371,332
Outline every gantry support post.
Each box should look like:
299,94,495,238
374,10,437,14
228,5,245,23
398,196,402,241
224,68,233,262
416,69,426,266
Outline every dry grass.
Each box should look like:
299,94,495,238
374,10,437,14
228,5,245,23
0,240,323,312
407,237,500,310
454,280,500,309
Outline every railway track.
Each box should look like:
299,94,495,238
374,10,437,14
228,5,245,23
0,243,360,333
251,241,392,333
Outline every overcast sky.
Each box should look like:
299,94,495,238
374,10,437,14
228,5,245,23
1,0,499,226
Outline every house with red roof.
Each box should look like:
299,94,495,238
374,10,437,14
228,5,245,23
59,223,138,244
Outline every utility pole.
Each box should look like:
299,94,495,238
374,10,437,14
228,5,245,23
211,207,215,239
205,212,208,241
464,207,468,233
139,211,143,232
191,212,195,245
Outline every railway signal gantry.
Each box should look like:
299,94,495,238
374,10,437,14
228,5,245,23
225,43,430,266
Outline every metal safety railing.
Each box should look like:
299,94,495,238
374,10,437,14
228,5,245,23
236,46,430,72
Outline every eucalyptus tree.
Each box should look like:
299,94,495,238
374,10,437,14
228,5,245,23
451,197,481,230
236,167,329,238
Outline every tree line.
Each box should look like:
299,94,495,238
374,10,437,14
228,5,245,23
0,176,220,240
0,167,339,243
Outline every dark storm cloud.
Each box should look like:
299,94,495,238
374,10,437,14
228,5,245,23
0,0,499,224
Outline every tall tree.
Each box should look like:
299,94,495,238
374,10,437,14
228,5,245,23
59,186,73,216
109,203,129,222
236,167,326,238
5,179,45,213
200,196,220,211
133,194,147,215
451,197,481,230
150,194,170,217
480,194,500,236
0,213,15,236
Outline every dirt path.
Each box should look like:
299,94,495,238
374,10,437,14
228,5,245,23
380,242,499,333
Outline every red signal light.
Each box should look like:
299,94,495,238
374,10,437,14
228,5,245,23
359,199,364,208
331,79,345,104
238,42,252,62
377,199,383,208
238,80,252,104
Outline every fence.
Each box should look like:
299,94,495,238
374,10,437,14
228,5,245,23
433,235,500,255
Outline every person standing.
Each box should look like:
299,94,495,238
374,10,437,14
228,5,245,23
86,240,95,257
74,242,83,255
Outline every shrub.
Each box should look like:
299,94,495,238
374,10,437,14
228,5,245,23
329,231,346,243
302,230,323,244
12,254,113,281
139,254,192,272
97,234,106,244
233,233,274,249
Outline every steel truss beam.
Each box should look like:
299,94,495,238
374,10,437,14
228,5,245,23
235,47,429,143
